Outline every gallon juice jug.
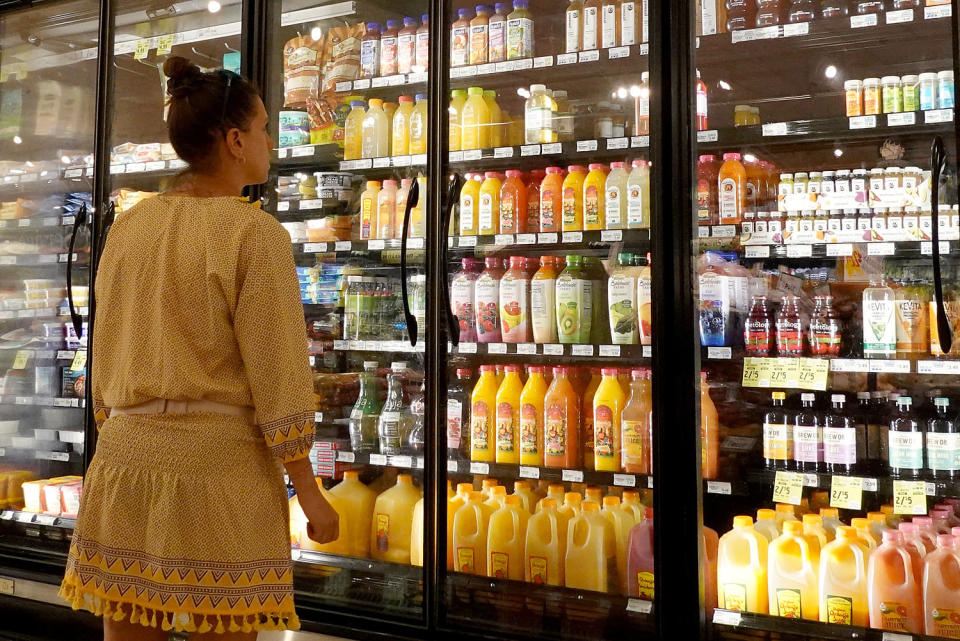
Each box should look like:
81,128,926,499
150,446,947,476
868,529,923,633
626,507,654,599
488,495,529,580
565,502,610,592
329,470,377,558
454,490,494,575
718,516,769,613
411,498,424,566
526,497,565,585
370,474,422,564
768,520,819,620
923,534,960,638
604,496,637,594
299,483,351,555
754,509,780,542
448,483,473,569
513,480,537,513
819,525,869,626
820,507,842,540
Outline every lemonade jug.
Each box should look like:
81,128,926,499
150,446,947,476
454,490,494,575
565,502,610,592
488,495,529,580
411,498,424,566
868,512,888,542
626,507,654,599
329,470,377,558
560,491,583,520
754,509,779,542
526,497,564,585
718,516,768,613
370,474,422,564
298,482,351,555
923,534,960,638
603,496,637,594
868,529,923,633
541,483,565,510
802,514,830,551
768,520,819,620
819,525,869,626
447,483,473,569
775,503,799,528
852,517,879,550
820,507,842,539
914,516,941,550
486,485,507,510
513,480,536,513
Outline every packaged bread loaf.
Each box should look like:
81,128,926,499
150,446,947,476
283,34,324,108
320,23,364,93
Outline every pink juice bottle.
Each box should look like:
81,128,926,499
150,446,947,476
451,257,483,342
475,257,505,343
626,508,655,600
868,529,923,634
923,534,960,638
500,256,531,343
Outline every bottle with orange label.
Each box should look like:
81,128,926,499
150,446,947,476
359,181,381,240
581,368,602,470
487,494,529,580
540,166,565,232
495,364,523,464
471,364,499,461
478,171,503,235
370,474,421,565
519,365,547,466
526,169,545,232
583,163,608,231
718,515,769,613
562,165,588,231
499,169,527,233
718,152,746,225
525,497,565,585
543,366,581,468
593,367,625,472
868,529,923,633
453,490,494,575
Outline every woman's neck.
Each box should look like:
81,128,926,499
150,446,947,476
165,170,245,198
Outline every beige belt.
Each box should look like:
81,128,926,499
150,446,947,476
110,398,255,423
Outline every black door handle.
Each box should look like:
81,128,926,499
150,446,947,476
930,136,952,354
400,179,420,347
66,204,87,338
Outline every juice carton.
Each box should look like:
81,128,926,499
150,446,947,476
768,521,819,620
488,495,529,580
868,529,923,633
718,516,768,613
819,525,869,626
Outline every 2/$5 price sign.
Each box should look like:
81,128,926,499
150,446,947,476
742,357,829,391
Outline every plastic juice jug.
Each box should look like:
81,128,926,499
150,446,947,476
471,364,499,461
454,491,494,574
701,371,720,479
292,483,350,555
923,534,960,638
377,179,398,239
583,164,608,231
370,474,421,564
526,497,565,585
543,366,581,468
583,487,603,508
519,365,547,466
481,479,499,501
475,256,504,342
359,180,381,240
343,101,366,160
869,529,923,633
556,255,592,344
605,161,629,230
513,481,537,513
704,525,720,616
483,90,504,147
459,173,481,236
499,256,530,343
479,171,503,235
802,514,830,551
621,490,644,520
449,90,467,151
932,509,954,534
754,509,780,542
626,159,651,229
621,369,651,474
531,256,558,343
408,94,427,155
593,368,625,472
391,95,414,156
448,483,473,569
821,508,842,540
411,497,424,566
329,471,377,558
627,507,654,599
565,503,610,592
605,496,637,594
900,522,935,556
488,495,529,579
539,167,565,232
461,87,491,150
718,152,747,224
580,368,601,470
486,485,508,510
915,517,941,550
852,518,879,549
499,170,527,233
718,516,769,613
768,520,819,620
560,492,583,520
868,512,889,541
361,98,390,159
562,165,588,231
819,525,869,626
495,364,523,463
776,503,799,528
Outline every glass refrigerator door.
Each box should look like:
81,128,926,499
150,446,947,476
262,0,430,627
691,3,960,639
0,0,97,560
438,0,657,637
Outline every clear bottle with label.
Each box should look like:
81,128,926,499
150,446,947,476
620,0,639,45
927,397,959,480
787,0,816,22
888,396,924,479
725,0,757,30
764,391,792,470
863,278,896,358
755,0,783,26
895,279,930,359
601,0,621,49
415,14,430,71
566,0,584,52
451,9,472,67
378,372,406,455
581,0,602,50
824,394,858,475
626,159,650,229
448,368,473,460
776,295,803,357
718,152,746,225
506,0,534,59
525,84,554,144
793,393,822,473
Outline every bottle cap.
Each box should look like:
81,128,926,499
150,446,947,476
802,514,822,526
530,83,546,92
722,152,741,161
368,98,384,108
567,165,586,173
939,70,954,80
366,22,380,30
882,529,902,544
914,516,933,527
632,159,649,168
611,161,626,169
583,502,600,512
772,391,785,400
490,485,507,497
386,19,400,29
456,483,473,495
601,367,618,376
756,509,775,520
398,95,413,103
484,89,497,99
527,365,544,374
546,166,564,174
820,507,839,518
603,496,620,507
733,515,753,528
495,2,507,11
398,473,413,483
479,364,496,373
383,179,398,188
899,522,919,534
514,480,531,490
484,256,501,268
698,154,716,163
350,100,366,107
403,16,418,26
506,169,523,178
801,393,815,402
881,75,901,85
553,366,568,375
504,494,521,506
564,491,582,504
513,0,528,7
476,4,488,13
783,521,803,535
588,163,606,171
451,89,467,98
540,497,557,509
939,534,957,548
484,171,500,179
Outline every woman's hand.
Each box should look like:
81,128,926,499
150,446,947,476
284,458,340,544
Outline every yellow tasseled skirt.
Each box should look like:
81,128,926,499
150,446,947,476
59,412,300,634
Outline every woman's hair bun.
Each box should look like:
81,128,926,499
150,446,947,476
163,56,203,95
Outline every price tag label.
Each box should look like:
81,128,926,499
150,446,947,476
388,455,413,468
894,480,927,515
606,137,628,150
868,242,896,256
337,451,355,463
925,4,951,19
696,130,718,143
571,344,594,356
613,474,636,487
514,59,533,70
370,156,389,168
494,61,516,73
576,139,598,153
797,358,829,391
353,78,371,89
578,50,600,63
869,359,911,373
601,230,623,242
463,149,482,161
786,244,813,258
11,351,29,370
887,112,916,127
885,8,914,23
543,344,563,356
761,122,789,137
335,81,352,92
926,108,954,124
851,13,878,27
488,342,507,354
369,453,387,466
562,469,584,482
562,231,583,243
557,53,577,65
744,245,770,258
368,239,385,250
470,461,490,475
542,143,562,155
773,471,804,505
133,39,151,60
533,56,554,68
830,476,863,510
707,481,732,495
826,243,854,257
741,357,764,388
917,360,960,375
782,22,809,36
609,46,630,59
153,33,176,55
516,343,537,355
371,77,388,88
632,135,650,148
447,460,459,473
519,466,540,479
494,234,514,245
517,233,537,244
494,146,514,158
707,347,731,359
538,232,558,244
849,115,877,129
713,609,742,626
459,342,477,354
70,350,87,372
599,345,620,357
303,242,327,253
291,145,315,157
520,144,541,156
459,236,476,247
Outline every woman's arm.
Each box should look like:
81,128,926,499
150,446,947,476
285,458,339,543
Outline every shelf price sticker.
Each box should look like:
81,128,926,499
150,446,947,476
830,476,863,510
773,471,804,506
156,34,175,55
70,350,87,372
133,39,151,60
796,358,828,391
11,350,30,370
893,480,927,515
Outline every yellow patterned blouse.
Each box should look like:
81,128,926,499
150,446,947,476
91,195,315,462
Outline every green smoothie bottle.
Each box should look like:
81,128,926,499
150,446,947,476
556,255,592,344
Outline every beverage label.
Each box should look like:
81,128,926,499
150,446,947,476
479,193,495,232
376,513,390,551
775,588,802,619
878,602,911,632
627,184,645,226
606,186,623,228
540,188,557,229
582,410,594,459
489,19,506,62
450,276,475,336
460,194,475,235
810,316,841,356
379,411,401,451
584,185,601,228
496,402,516,454
745,316,771,354
763,422,791,461
601,4,617,48
361,195,375,238
696,89,708,121
777,317,802,355
545,404,566,456
895,298,928,354
472,400,490,452
696,179,711,223
520,404,539,455
930,608,960,637
594,404,615,462
469,24,488,64
722,583,747,612
456,547,476,573
526,193,539,231
745,180,757,208
490,551,509,578
823,427,857,465
825,595,853,625
447,399,463,450
562,186,577,227
621,2,636,45
556,277,592,342
608,274,637,342
360,40,381,77
581,6,599,49
380,36,398,74
636,571,654,600
507,18,534,59
718,177,738,223
889,431,923,469
416,31,429,69
530,278,557,342
500,275,528,339
500,194,517,232
474,275,499,338
528,556,548,584
793,424,821,463
927,432,960,471
452,27,469,66
637,277,651,342
621,419,645,467
565,9,581,53
398,33,415,73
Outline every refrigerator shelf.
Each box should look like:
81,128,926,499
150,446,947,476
448,229,651,254
272,145,427,174
332,339,425,354
106,159,187,178
0,448,82,463
0,510,76,533
292,548,423,579
333,72,428,95
333,449,425,472
0,396,85,408
710,608,873,640
449,342,651,361
447,458,653,490
448,138,650,171
297,238,425,256
701,349,960,377
0,217,75,230
745,468,960,502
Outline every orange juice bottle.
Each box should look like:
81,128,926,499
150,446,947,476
454,490,494,574
495,364,523,464
718,516,769,613
370,474,422,564
471,364,499,461
499,170,528,233
391,95,414,156
488,494,529,580
540,166,565,232
526,169,545,232
802,514,830,551
562,165,588,231
448,483,473,569
461,87,491,150
583,163,608,231
565,502,610,592
868,529,923,633
621,368,651,474
449,89,467,151
543,366,580,468
469,5,490,64
718,152,746,225
593,368,625,472
359,180,381,240
520,365,548,466
513,480,537,513
768,520,819,620
922,533,960,638
459,173,482,236
701,371,719,480
852,517,879,550
603,495,636,594
479,171,502,235
329,470,377,558
819,525,869,626
581,368,602,470
526,497,565,585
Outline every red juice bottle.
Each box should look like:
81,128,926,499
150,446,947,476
808,295,842,357
776,295,803,356
744,294,773,356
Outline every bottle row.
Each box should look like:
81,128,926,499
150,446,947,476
341,96,429,160
348,362,425,456
844,71,955,118
340,276,426,342
700,0,936,34
356,176,429,240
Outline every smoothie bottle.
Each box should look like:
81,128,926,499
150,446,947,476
543,366,581,468
461,87,491,150
470,5,490,64
451,257,483,342
391,95,414,156
583,163,608,231
479,171,503,235
621,369,651,474
540,167,565,232
451,9,471,67
449,89,467,151
471,364,499,461
500,170,528,233
636,254,652,344
361,98,390,158
562,165,588,232
605,161,629,230
488,3,508,62
495,364,523,464
500,256,531,343
626,159,650,229
556,255,592,344
519,365,547,466
593,368,625,472
415,14,429,71
475,256,505,342
718,152,747,225
525,169,545,232
506,0,535,60
585,256,609,344
531,255,558,343
360,23,382,78
380,20,400,76
697,155,720,225
398,17,417,74
608,252,638,344
459,173,481,236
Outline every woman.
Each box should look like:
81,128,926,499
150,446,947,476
58,56,339,640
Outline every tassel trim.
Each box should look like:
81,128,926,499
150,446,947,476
58,581,301,633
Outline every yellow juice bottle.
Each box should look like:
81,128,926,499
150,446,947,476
479,171,503,235
495,364,523,464
562,165,588,231
328,470,377,558
343,100,366,161
519,365,547,466
448,483,473,570
526,497,565,585
602,495,636,594
583,163,608,231
359,180,381,240
620,490,645,522
581,368,602,470
718,516,769,613
391,95,414,156
819,525,869,626
461,86,491,150
565,502,610,592
483,89,504,148
593,367,625,472
513,480,537,513
370,474,422,564
410,94,428,155
768,521,819,621
453,491,494,574
411,497,424,566
486,485,507,510
459,173,482,236
488,495,529,580
449,89,468,151
471,364,499,461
